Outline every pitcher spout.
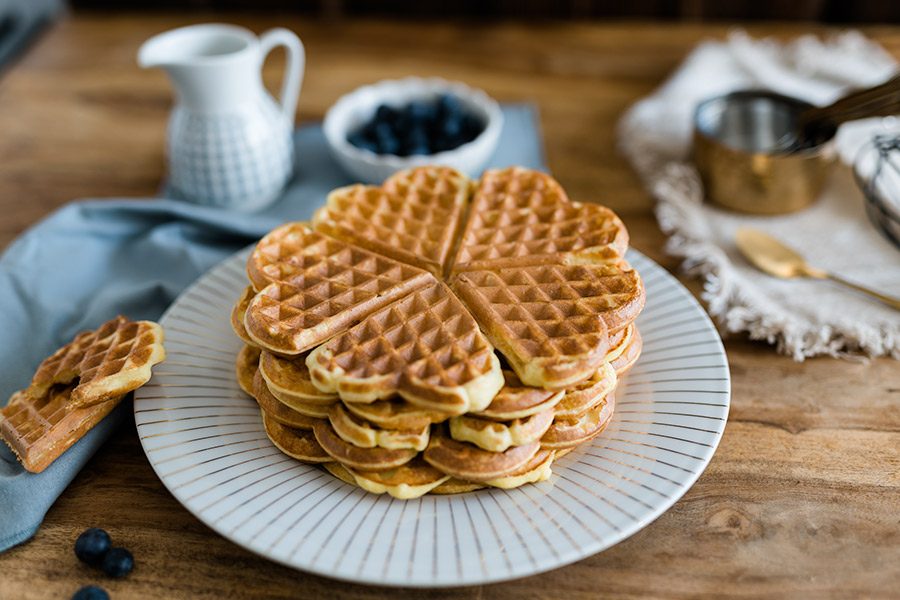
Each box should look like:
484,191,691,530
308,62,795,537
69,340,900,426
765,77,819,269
137,24,263,112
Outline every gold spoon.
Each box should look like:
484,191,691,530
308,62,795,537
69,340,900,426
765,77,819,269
734,227,900,310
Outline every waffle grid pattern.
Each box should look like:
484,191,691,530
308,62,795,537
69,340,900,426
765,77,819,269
311,282,496,391
31,316,165,407
235,166,645,497
452,167,628,269
314,167,470,274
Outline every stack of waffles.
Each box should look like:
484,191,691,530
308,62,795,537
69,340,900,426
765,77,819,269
231,166,645,499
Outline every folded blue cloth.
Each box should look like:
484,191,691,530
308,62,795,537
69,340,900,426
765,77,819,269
0,103,546,552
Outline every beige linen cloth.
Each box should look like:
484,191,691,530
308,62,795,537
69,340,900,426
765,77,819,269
619,31,900,360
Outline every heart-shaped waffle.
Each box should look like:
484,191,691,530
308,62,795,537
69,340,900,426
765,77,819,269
307,282,503,415
29,316,166,408
313,167,471,276
236,166,646,497
452,167,629,271
452,262,644,388
243,223,435,355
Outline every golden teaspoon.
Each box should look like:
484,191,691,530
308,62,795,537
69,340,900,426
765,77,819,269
734,228,900,311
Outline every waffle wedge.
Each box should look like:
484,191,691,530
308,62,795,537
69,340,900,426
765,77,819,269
29,316,165,408
313,166,471,276
0,387,123,473
243,223,435,355
307,282,503,415
449,408,554,453
452,167,628,271
541,393,616,450
452,262,644,389
423,428,540,482
344,457,451,500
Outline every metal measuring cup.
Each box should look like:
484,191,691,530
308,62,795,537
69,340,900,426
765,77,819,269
692,91,834,215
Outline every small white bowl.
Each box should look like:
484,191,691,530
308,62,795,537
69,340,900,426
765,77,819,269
323,77,503,183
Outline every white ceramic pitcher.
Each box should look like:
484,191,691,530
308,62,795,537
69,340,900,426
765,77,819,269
139,24,305,210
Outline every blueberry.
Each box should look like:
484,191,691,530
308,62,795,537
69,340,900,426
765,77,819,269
72,586,109,600
440,115,463,140
373,121,400,155
437,93,463,117
74,528,111,566
101,547,134,578
407,100,437,124
374,104,398,124
347,132,378,153
406,144,431,156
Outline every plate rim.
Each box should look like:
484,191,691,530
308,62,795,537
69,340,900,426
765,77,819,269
135,246,731,588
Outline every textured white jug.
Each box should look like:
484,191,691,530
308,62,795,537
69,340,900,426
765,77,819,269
139,24,305,211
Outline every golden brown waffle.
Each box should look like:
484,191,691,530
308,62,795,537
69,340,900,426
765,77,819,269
452,263,644,389
230,287,258,347
343,398,452,431
449,409,554,452
473,370,563,421
307,282,503,415
0,387,122,473
253,371,321,430
541,393,615,450
313,420,417,470
452,167,629,271
313,167,471,276
431,479,485,494
235,345,261,397
263,412,330,463
29,316,166,408
483,448,555,489
243,223,435,355
329,403,430,451
344,457,451,499
423,428,540,482
612,327,642,376
258,351,337,404
554,362,616,419
231,166,647,497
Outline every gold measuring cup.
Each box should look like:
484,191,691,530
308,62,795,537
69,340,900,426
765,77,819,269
693,91,833,215
694,77,900,215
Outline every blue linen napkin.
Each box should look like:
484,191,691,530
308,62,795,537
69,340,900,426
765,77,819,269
0,103,546,552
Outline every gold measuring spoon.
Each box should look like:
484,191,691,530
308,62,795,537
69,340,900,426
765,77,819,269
735,228,900,310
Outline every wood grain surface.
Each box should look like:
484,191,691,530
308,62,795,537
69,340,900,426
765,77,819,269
1,13,898,600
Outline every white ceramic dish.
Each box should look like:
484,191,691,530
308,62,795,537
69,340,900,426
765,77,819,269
323,77,503,183
134,247,730,587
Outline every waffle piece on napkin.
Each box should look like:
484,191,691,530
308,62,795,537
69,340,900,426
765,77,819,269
28,316,165,408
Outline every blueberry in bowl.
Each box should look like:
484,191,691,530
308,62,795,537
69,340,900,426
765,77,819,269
324,77,503,183
348,94,485,158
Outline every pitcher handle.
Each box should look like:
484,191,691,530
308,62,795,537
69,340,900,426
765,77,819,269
259,28,305,122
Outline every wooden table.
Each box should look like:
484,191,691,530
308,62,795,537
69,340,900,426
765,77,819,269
1,13,898,599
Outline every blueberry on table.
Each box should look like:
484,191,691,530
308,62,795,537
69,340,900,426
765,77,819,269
71,586,109,600
101,547,134,578
74,528,111,566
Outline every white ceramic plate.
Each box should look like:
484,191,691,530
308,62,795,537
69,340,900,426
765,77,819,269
134,248,730,587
